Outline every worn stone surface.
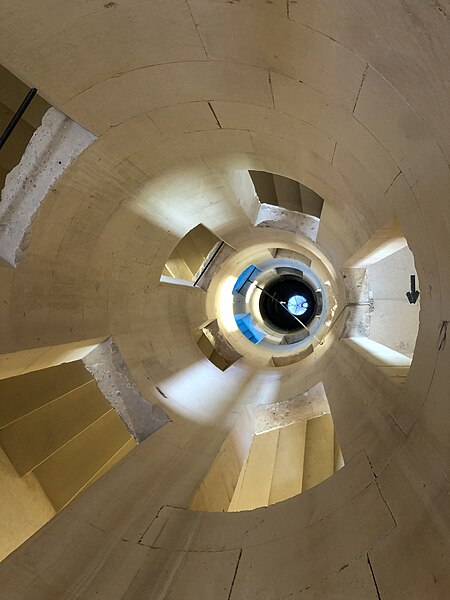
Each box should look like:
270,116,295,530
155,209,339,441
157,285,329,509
342,268,369,304
341,268,371,338
255,203,320,242
0,108,95,267
274,248,312,267
248,382,330,434
83,338,169,443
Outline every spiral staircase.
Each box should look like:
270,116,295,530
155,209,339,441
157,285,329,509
0,1,449,598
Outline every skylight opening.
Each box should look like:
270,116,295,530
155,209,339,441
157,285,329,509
286,294,309,317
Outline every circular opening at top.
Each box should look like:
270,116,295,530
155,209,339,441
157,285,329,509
259,275,318,332
287,294,309,316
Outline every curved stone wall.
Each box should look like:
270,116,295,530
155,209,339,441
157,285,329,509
0,1,449,598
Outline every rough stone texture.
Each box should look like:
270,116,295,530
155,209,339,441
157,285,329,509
341,268,372,337
255,203,319,242
194,242,236,291
249,382,330,434
203,319,242,366
0,108,95,267
341,304,371,338
83,338,169,443
274,248,312,267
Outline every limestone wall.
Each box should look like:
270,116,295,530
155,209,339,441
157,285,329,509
0,1,449,598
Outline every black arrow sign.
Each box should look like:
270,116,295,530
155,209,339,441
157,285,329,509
406,275,420,304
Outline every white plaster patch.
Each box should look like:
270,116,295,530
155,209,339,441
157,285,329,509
0,108,96,267
83,337,169,443
255,203,320,242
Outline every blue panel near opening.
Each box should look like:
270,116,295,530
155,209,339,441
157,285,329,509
233,265,261,296
235,313,266,345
